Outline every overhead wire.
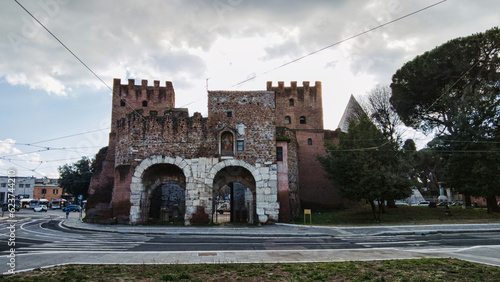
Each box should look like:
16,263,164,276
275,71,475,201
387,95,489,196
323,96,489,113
14,0,112,91
9,0,452,174
232,0,448,87
10,1,159,175
389,43,500,153
329,50,499,154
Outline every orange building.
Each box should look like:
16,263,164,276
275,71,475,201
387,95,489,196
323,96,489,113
33,178,62,202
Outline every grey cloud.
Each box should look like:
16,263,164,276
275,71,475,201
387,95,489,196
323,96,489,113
1,0,499,95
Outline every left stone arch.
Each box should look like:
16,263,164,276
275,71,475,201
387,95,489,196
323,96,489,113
129,155,192,224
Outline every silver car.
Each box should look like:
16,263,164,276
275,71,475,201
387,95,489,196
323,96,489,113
34,205,48,212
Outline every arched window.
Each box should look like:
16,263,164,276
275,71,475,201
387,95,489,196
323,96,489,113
142,100,148,107
285,116,291,124
289,99,294,106
120,99,126,107
307,138,312,145
300,116,306,124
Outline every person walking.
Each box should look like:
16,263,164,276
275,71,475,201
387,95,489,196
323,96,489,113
65,207,70,219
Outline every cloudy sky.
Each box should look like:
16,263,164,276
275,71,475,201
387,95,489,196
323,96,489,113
1,0,499,178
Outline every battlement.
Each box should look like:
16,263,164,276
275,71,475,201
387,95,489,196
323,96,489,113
112,78,175,107
266,81,322,91
268,81,324,130
114,78,175,92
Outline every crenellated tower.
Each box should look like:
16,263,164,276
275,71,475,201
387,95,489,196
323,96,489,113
111,78,175,133
268,80,341,209
267,81,323,130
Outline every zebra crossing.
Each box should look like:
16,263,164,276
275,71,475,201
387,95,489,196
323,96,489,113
335,234,436,248
1,216,153,255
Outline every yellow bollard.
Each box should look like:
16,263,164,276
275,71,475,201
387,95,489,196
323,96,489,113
304,209,311,225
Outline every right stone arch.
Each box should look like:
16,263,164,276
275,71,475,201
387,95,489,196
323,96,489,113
208,159,279,224
212,166,256,224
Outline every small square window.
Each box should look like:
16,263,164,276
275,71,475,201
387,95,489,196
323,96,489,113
307,138,313,145
227,111,232,118
53,189,58,195
19,184,24,188
25,184,30,188
0,183,6,188
289,99,294,106
237,140,244,151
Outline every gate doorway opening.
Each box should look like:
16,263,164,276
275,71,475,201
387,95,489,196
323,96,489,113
142,164,186,224
212,166,256,224
149,183,185,223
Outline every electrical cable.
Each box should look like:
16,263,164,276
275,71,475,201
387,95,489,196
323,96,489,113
14,0,112,91
232,0,448,87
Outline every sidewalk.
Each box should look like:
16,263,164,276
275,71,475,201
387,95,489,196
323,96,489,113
62,215,500,237
5,213,500,273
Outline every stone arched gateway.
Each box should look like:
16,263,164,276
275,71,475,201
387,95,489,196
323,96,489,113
207,159,280,224
129,156,192,225
129,156,280,225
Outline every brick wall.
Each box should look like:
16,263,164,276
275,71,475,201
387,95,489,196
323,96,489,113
208,90,276,165
268,81,323,130
114,109,214,165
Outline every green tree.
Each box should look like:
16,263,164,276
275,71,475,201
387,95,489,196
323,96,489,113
319,116,414,220
58,157,94,199
391,27,500,211
413,145,446,198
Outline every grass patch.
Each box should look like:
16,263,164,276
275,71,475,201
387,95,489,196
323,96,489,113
292,204,500,226
3,258,500,281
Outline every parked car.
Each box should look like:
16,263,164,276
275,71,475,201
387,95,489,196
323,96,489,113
395,201,408,206
63,205,81,212
34,205,48,212
437,201,453,207
414,201,431,206
216,203,229,214
452,201,463,206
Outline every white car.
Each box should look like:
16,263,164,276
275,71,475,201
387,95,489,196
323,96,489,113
414,201,430,206
34,205,48,212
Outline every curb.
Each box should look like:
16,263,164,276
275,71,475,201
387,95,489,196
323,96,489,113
373,228,500,236
61,220,328,238
62,220,500,238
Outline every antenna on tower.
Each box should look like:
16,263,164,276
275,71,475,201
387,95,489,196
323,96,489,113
206,77,210,92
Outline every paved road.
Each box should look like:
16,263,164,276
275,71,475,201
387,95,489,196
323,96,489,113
1,209,500,274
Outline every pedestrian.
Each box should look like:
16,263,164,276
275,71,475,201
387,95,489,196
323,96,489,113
65,207,70,219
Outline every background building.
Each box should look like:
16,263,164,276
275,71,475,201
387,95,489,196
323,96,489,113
0,176,35,204
33,178,62,202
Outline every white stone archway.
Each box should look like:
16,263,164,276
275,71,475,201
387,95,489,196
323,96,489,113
129,156,192,224
207,159,279,224
129,156,279,225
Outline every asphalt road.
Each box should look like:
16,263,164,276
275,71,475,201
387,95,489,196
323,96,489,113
1,209,500,274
